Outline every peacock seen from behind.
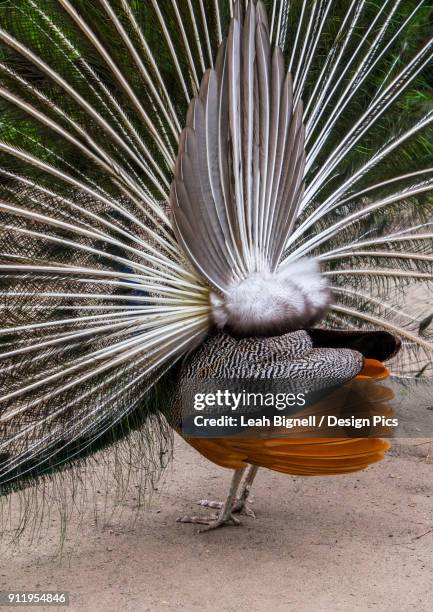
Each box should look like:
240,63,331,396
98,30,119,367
0,0,432,532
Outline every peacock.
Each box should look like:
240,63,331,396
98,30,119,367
0,0,432,533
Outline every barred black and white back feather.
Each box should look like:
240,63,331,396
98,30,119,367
0,0,432,508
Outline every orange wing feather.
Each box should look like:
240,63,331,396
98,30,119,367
183,359,392,475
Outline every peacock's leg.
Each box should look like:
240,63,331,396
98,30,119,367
198,464,258,517
177,468,245,531
232,465,258,516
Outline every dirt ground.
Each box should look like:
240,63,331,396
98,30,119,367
0,436,432,612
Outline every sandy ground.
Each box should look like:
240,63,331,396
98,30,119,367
0,436,432,612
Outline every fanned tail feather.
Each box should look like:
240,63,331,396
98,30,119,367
0,0,431,507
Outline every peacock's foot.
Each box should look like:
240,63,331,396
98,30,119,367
176,511,241,532
177,468,253,532
197,497,256,518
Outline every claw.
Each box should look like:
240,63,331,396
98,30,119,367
197,499,223,510
177,514,218,525
233,499,256,518
177,512,241,532
198,513,241,533
197,497,256,518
